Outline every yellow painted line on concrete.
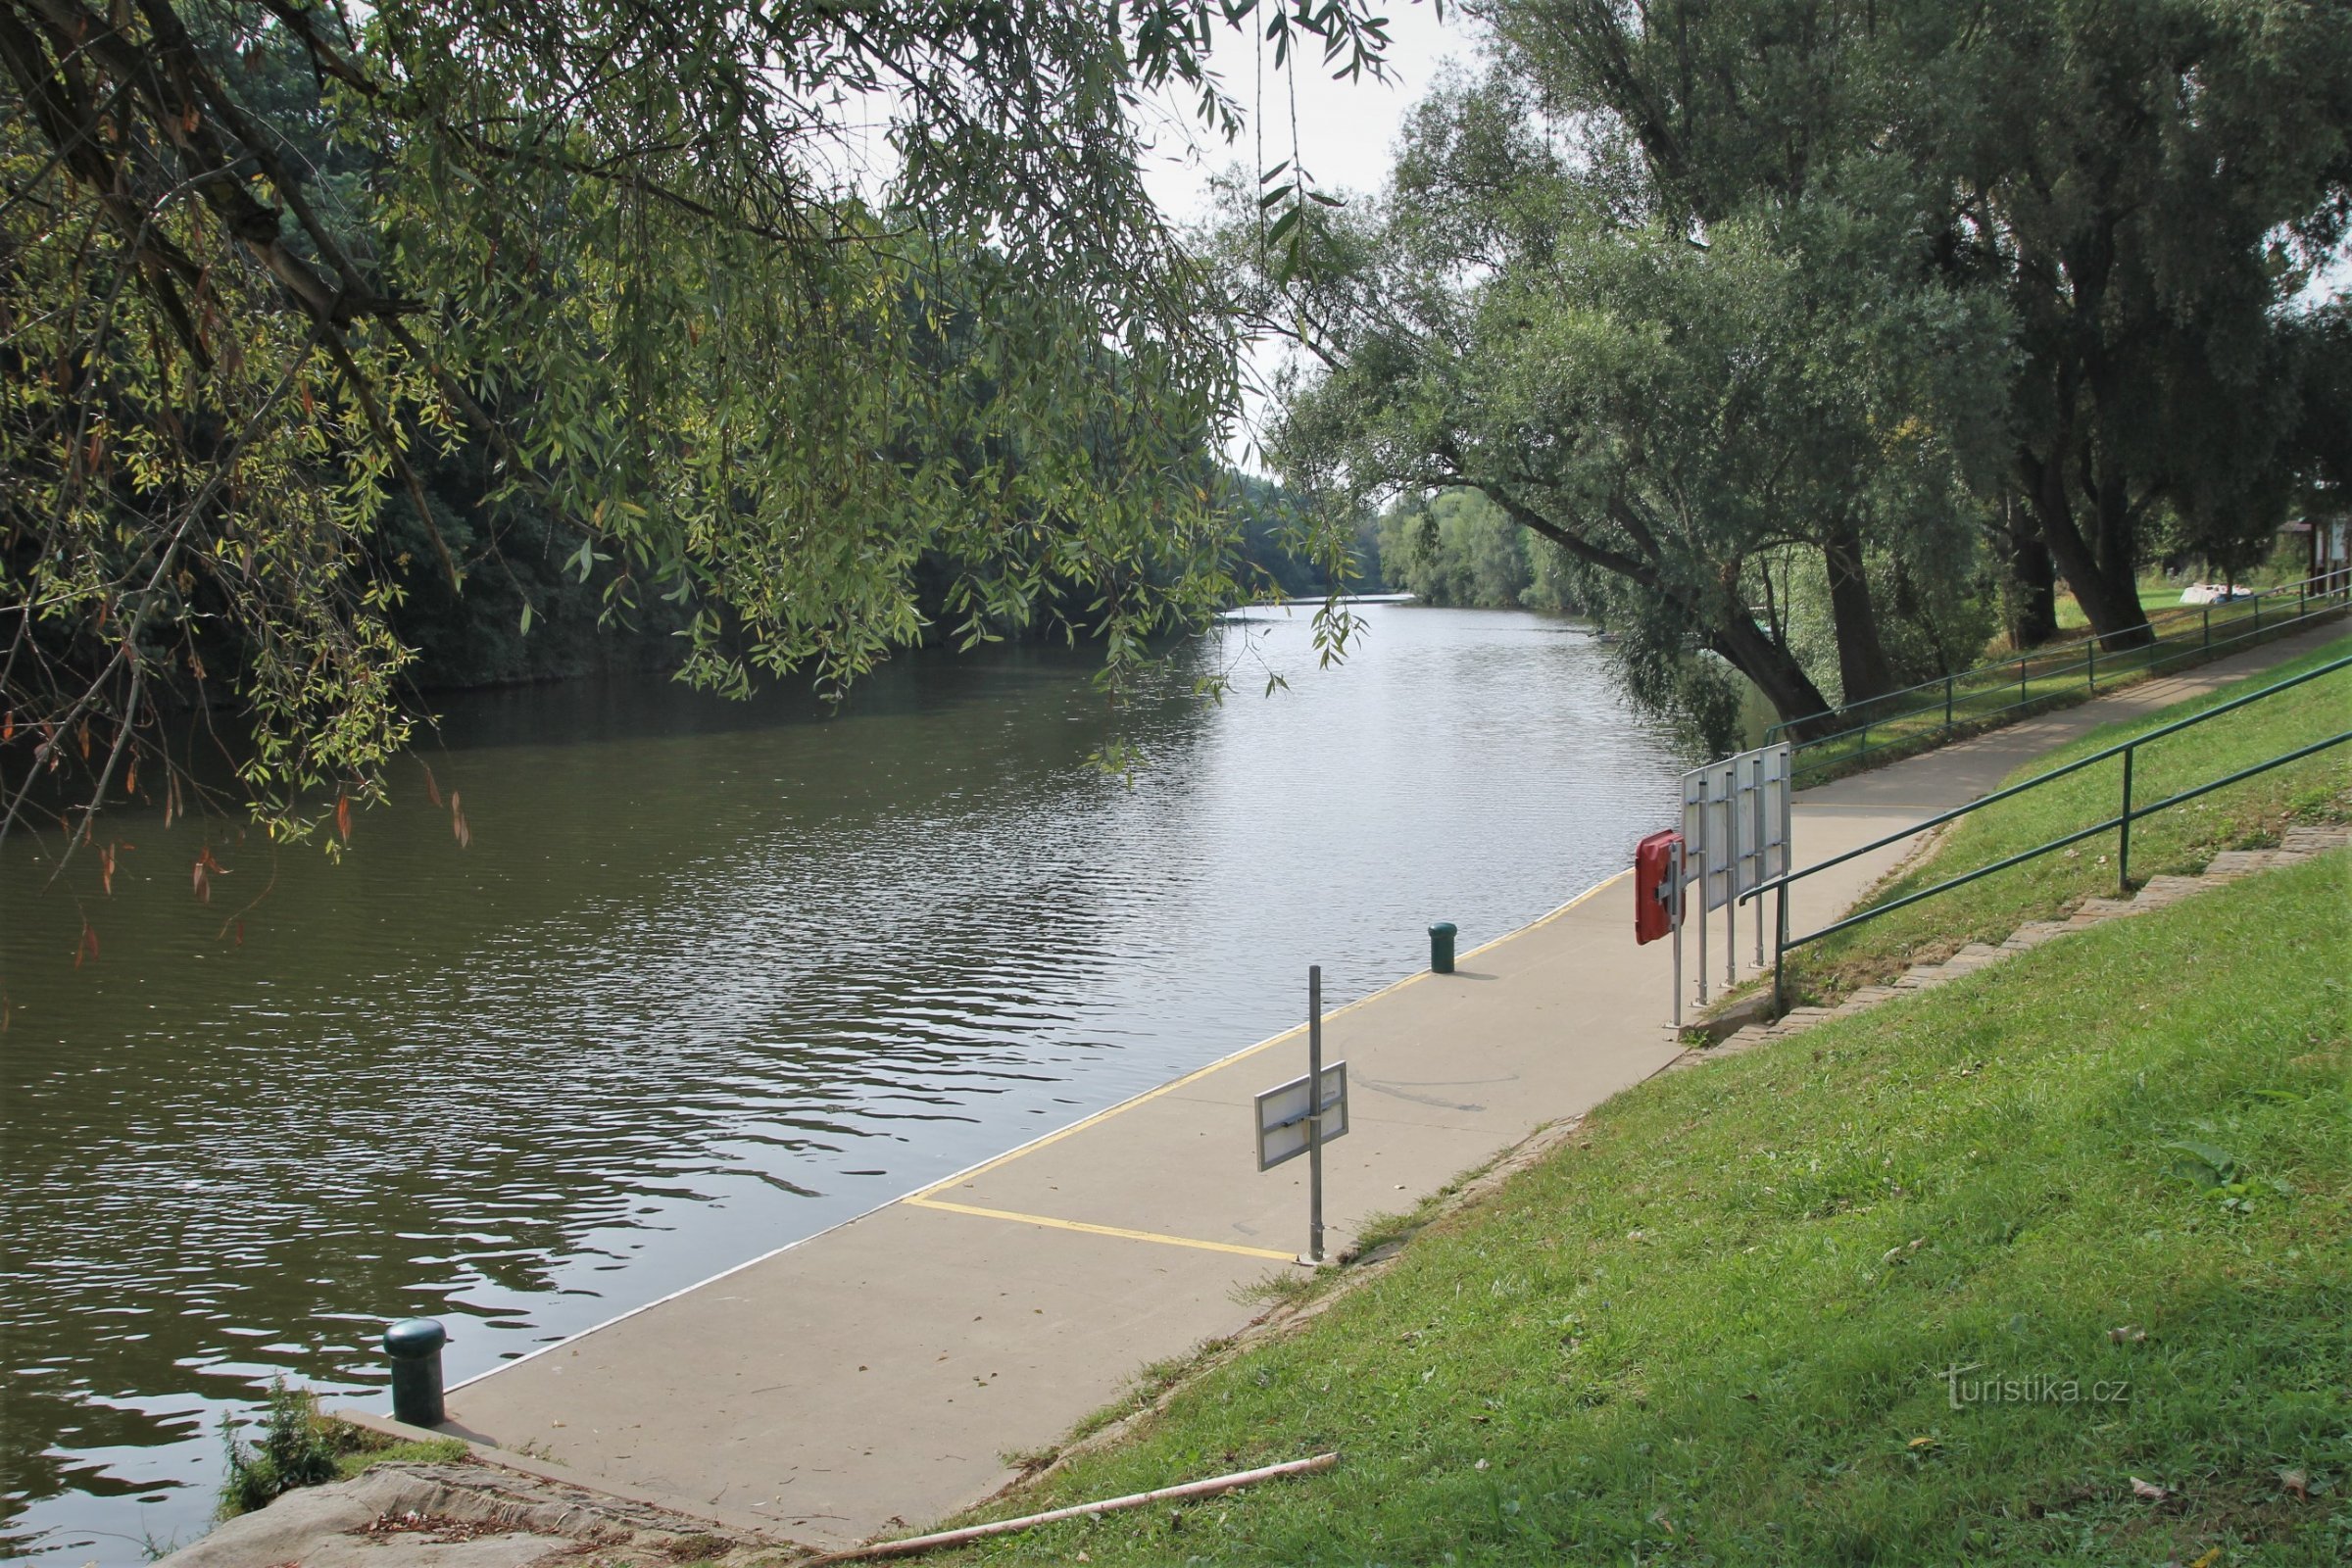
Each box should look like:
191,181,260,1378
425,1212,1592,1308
906,1198,1298,1261
907,867,1636,1203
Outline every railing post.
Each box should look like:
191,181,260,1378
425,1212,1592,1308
2119,746,2133,892
1944,673,1954,734
2085,637,2095,691
2203,605,2211,653
2019,657,2027,707
1773,883,1788,1015
2253,592,2261,634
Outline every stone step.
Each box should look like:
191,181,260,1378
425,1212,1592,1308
2206,850,2275,874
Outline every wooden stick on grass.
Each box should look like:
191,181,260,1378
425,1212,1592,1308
803,1452,1340,1563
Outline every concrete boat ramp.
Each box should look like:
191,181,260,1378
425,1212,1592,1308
376,629,2336,1552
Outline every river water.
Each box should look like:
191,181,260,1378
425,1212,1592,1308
0,604,1688,1562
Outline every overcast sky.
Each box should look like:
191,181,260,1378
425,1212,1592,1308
1139,5,1474,228
1133,5,1475,464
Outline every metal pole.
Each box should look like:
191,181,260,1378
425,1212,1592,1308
2019,656,2027,706
1726,863,1737,988
1670,840,1685,1028
1773,883,1788,1015
1944,674,1954,735
2119,747,2133,892
2085,636,2095,691
2203,605,2211,652
1753,758,1767,968
1305,964,1324,1264
1696,863,1709,1006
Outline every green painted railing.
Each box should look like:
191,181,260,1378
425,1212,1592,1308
1740,654,2352,1012
1767,571,2352,783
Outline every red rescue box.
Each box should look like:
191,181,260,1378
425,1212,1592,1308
1634,829,1682,945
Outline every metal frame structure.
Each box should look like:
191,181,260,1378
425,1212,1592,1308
1675,742,1790,1013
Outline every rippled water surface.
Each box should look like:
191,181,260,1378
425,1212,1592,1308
1,605,1688,1562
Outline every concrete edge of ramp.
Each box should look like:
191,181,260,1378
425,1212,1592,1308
427,865,1642,1397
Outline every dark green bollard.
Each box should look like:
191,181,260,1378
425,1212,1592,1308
384,1317,447,1428
1429,922,1457,974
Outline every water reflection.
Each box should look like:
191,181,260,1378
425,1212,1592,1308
1,606,1688,1562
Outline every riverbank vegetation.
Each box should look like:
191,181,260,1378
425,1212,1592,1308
4,0,2344,839
0,0,1405,849
1252,0,2350,744
217,1382,463,1519
940,852,2350,1564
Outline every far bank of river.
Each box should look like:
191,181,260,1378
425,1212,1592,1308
0,604,1690,1565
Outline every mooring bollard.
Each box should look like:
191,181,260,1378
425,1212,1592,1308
1428,921,1457,974
383,1317,448,1428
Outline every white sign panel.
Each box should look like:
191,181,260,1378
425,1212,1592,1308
1679,742,1790,913
1254,1062,1348,1172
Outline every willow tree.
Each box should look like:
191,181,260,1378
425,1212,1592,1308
0,0,1404,851
1250,68,2005,740
1474,0,2352,651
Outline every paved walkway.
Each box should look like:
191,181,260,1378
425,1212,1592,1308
418,624,2343,1549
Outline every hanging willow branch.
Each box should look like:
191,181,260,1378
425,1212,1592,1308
0,0,1413,872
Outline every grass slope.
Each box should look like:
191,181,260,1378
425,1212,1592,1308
1791,638,2352,1001
949,858,2350,1566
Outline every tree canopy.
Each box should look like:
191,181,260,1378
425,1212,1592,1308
1,0,1406,849
1251,0,2349,736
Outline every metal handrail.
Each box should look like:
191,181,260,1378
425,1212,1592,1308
1776,594,2352,780
1738,652,2352,1010
1765,570,2352,766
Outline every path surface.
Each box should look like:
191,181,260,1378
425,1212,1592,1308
417,625,2343,1549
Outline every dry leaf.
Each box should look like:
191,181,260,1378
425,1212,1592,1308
2131,1476,2170,1502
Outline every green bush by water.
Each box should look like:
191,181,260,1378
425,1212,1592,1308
218,1380,465,1518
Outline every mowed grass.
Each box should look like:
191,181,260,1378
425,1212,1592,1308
2050,582,2192,634
1788,638,2352,1000
945,858,2350,1566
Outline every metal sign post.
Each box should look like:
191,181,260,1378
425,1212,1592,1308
1675,743,1791,1014
1253,965,1348,1263
1306,964,1323,1264
1669,838,1685,1028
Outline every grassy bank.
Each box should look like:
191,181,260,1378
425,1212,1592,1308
943,857,2349,1565
1787,637,2351,1002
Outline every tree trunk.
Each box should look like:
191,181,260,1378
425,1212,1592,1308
1712,613,1838,741
1998,498,2059,648
2019,440,2154,650
1821,519,1898,708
